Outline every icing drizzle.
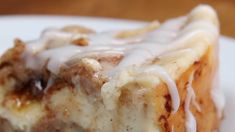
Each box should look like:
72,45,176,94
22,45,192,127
185,72,197,132
101,65,180,112
143,65,180,113
20,5,221,119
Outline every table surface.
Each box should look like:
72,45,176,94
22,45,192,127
0,0,234,37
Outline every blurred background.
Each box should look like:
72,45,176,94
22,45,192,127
0,0,235,37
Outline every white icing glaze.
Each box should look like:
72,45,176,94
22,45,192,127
143,65,180,113
44,75,55,93
35,81,43,91
89,31,143,45
0,5,223,132
185,72,197,132
26,28,87,53
101,65,180,113
23,6,218,76
21,5,220,120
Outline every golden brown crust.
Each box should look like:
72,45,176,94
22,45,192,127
152,45,219,131
71,38,89,46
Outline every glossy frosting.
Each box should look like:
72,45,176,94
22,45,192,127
185,72,197,132
20,5,223,132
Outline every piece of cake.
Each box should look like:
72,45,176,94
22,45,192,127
0,5,225,132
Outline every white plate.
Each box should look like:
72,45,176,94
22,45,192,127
0,16,234,131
